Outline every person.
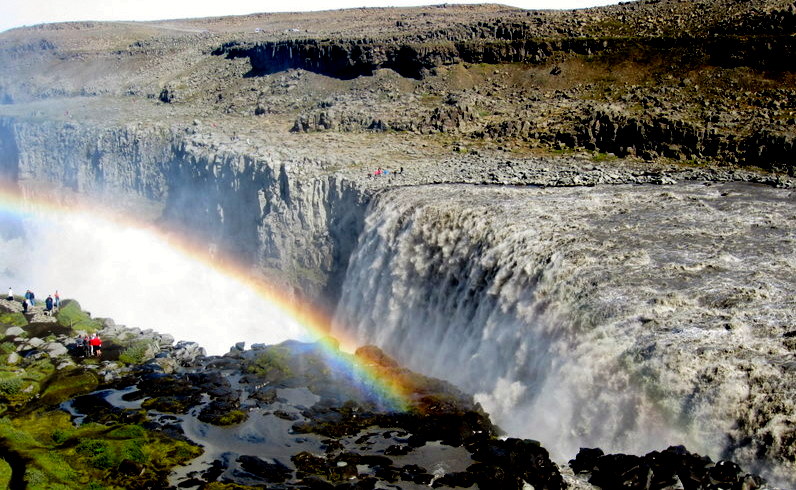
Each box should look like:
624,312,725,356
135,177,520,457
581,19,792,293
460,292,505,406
83,335,91,357
22,299,28,313
5,287,12,301
75,335,85,357
28,290,35,307
54,291,60,309
89,334,102,358
45,295,54,314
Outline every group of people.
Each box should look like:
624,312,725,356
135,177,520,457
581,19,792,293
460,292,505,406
75,333,103,358
6,287,61,315
370,167,404,177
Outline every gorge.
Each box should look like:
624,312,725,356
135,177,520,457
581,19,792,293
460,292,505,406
1,115,794,487
1,0,795,487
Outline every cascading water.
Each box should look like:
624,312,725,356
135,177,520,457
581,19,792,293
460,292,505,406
332,182,796,484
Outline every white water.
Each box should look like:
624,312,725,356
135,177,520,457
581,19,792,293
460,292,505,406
0,208,313,354
332,182,796,484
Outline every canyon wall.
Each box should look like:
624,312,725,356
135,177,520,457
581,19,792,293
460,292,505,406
0,117,368,308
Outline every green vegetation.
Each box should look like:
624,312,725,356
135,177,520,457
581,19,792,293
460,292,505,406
0,412,202,489
40,370,99,406
245,345,293,380
0,374,23,396
0,312,27,328
216,410,247,426
118,340,153,365
0,458,10,489
592,151,619,162
55,301,103,332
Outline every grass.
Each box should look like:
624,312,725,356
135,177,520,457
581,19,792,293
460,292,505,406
55,301,103,332
0,312,27,328
118,340,155,365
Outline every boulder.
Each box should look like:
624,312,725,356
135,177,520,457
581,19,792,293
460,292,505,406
4,326,24,337
42,342,69,357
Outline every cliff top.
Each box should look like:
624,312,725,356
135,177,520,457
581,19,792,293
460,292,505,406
1,0,794,175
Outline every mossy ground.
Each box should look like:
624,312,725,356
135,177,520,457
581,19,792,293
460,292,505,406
0,411,202,489
54,301,103,332
0,300,206,487
0,312,27,328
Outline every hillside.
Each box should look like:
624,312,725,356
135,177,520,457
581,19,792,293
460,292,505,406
0,0,794,173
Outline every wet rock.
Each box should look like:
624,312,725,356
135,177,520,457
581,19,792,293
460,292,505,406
234,455,292,483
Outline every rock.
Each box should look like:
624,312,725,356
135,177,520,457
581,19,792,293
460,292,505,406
7,352,19,365
42,342,68,357
27,337,45,348
173,341,206,366
4,326,24,337
234,455,292,483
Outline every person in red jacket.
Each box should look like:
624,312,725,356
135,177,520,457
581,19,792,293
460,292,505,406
89,334,102,358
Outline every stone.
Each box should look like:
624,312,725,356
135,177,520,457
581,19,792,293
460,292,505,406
43,342,68,357
4,326,24,337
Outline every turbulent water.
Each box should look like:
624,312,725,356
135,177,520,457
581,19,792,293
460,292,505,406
332,182,796,484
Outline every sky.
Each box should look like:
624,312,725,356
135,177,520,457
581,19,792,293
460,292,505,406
0,0,620,33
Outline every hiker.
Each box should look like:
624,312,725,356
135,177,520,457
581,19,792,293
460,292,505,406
89,334,102,358
54,291,60,308
45,295,54,314
75,335,85,357
5,287,11,301
83,335,91,357
22,299,28,313
28,290,35,307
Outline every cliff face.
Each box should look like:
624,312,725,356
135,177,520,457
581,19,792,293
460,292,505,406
217,34,796,81
0,117,367,307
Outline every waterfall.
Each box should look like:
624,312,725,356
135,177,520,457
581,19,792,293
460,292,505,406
332,182,796,481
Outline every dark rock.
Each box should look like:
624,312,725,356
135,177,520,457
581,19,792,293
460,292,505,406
235,455,292,483
570,447,605,474
117,459,144,476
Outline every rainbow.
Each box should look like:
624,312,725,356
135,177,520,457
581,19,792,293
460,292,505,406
0,179,413,411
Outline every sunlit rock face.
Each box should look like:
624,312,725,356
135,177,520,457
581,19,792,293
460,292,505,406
0,118,368,307
332,182,796,485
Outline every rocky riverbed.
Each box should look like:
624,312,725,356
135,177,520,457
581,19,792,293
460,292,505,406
0,298,774,488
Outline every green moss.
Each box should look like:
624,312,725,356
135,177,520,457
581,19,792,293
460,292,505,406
0,342,15,354
118,341,153,365
592,151,619,162
40,370,99,406
245,346,293,380
106,424,146,439
216,410,247,426
55,301,102,332
0,411,203,489
0,457,10,488
0,312,27,328
0,374,23,396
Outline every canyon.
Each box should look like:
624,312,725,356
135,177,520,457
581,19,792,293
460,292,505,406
1,0,795,487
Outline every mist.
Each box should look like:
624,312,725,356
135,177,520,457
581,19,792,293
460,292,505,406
0,206,314,355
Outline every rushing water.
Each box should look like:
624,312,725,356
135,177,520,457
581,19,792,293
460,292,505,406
332,182,796,484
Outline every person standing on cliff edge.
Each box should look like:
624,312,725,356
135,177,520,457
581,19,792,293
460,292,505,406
6,287,12,301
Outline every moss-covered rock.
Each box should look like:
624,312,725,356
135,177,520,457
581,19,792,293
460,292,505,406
39,369,99,406
54,301,102,332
